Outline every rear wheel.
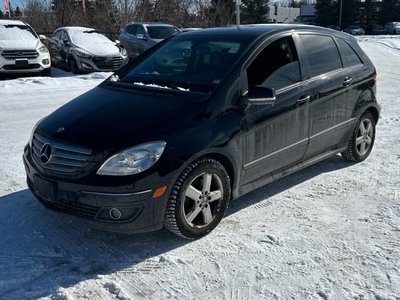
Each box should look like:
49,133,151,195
164,158,231,239
341,112,376,162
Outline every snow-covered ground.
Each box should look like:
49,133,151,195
0,37,399,300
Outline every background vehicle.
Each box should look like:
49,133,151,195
384,22,400,34
24,25,380,239
48,26,128,73
119,22,180,58
344,25,365,35
365,24,388,35
0,20,51,76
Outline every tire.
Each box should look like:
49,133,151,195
341,111,376,162
41,68,51,77
164,158,231,239
68,57,79,74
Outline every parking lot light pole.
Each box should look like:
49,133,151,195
339,0,343,29
236,0,241,29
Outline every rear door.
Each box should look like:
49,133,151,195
240,34,310,188
298,34,357,160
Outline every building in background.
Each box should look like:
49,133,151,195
267,5,300,23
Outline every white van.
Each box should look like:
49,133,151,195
0,20,51,76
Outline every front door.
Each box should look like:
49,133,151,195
240,35,310,189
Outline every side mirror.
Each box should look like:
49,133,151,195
115,39,120,45
39,34,47,42
136,34,147,40
247,86,276,105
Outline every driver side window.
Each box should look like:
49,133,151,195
247,36,301,91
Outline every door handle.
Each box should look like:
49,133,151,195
297,95,310,105
343,77,353,86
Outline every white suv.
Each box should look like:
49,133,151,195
0,20,51,76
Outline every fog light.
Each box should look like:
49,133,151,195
42,59,49,65
109,208,122,220
81,62,93,70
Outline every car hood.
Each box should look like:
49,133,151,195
0,39,40,50
78,41,121,56
36,84,208,152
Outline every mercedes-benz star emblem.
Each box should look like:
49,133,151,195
40,143,52,164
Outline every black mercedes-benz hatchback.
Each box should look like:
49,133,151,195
24,24,380,239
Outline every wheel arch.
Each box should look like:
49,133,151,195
353,88,380,124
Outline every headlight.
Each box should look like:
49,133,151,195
120,47,127,56
97,141,166,176
39,46,49,53
74,49,92,58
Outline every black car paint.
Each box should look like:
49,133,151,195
24,25,380,234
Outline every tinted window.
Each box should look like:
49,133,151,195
336,38,362,67
146,26,180,39
136,25,145,36
52,31,62,39
299,35,342,77
126,25,138,35
247,36,301,90
119,36,252,93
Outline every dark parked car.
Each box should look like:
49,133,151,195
24,25,380,239
48,26,128,73
384,22,400,34
365,24,388,35
344,25,365,35
119,22,180,58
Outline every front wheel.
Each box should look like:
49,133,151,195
341,111,376,162
68,57,79,74
164,158,231,239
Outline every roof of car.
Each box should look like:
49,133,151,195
127,22,176,27
181,24,340,38
0,20,26,26
57,26,96,33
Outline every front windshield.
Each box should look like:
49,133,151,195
119,36,252,93
0,24,38,41
146,26,180,39
70,30,113,45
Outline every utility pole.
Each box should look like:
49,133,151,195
236,0,241,29
339,0,343,28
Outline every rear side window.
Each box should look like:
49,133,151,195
299,35,342,77
336,38,363,67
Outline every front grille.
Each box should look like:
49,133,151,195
1,49,39,59
32,132,92,174
93,56,123,70
3,64,40,70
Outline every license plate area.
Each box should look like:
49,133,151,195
15,59,29,66
33,176,56,203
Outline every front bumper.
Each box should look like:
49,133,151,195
0,51,51,74
23,145,172,234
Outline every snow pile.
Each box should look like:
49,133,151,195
0,37,399,299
